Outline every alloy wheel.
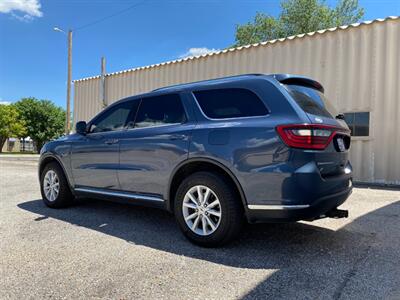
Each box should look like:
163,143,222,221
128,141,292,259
182,185,222,236
43,170,60,202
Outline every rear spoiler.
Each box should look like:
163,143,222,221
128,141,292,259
272,74,324,93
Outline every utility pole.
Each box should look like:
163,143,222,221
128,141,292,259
54,27,72,134
66,30,72,134
100,57,107,108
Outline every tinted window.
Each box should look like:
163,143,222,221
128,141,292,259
285,84,338,118
193,88,268,119
344,112,369,136
89,100,137,133
134,94,186,128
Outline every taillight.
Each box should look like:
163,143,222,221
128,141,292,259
276,124,344,150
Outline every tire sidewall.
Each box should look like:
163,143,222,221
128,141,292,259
40,162,72,208
174,172,241,246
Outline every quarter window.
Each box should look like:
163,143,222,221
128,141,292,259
344,112,370,136
193,88,268,119
134,94,186,128
89,101,137,133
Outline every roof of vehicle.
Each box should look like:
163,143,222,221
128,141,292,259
152,73,324,93
109,73,324,109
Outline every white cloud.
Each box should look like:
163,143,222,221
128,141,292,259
11,12,34,22
0,0,43,21
179,47,219,58
0,101,11,105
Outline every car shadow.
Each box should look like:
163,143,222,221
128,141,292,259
18,197,400,298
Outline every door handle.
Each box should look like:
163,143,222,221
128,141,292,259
104,138,119,145
169,134,185,141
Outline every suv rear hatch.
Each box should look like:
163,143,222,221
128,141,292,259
277,79,351,179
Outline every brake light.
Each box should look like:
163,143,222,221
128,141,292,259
276,124,342,150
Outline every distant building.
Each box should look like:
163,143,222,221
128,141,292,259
73,17,400,185
1,137,35,153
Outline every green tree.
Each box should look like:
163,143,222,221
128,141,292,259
15,98,65,153
0,104,27,152
233,0,364,46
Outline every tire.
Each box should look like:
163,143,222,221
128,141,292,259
174,172,243,247
40,162,74,208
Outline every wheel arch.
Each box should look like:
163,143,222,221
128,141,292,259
167,158,248,213
39,154,74,193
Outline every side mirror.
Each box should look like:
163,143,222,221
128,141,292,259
76,121,87,135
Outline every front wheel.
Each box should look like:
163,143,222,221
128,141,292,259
174,172,243,247
40,162,74,208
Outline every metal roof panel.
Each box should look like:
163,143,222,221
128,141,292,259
73,16,399,83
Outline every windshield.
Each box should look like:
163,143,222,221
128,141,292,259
284,84,338,118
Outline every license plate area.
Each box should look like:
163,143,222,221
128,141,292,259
334,134,350,152
337,138,345,152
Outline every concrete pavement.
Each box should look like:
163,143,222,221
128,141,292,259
0,159,399,299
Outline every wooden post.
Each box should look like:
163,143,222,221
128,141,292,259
101,57,107,108
66,30,72,134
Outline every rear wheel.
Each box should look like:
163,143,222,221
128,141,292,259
174,172,243,247
40,162,74,208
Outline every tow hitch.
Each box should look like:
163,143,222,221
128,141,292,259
307,208,349,221
326,208,349,219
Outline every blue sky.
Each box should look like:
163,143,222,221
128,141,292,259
0,0,399,108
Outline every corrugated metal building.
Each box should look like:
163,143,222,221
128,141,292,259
73,16,400,185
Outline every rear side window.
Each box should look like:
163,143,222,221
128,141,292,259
134,94,186,128
285,84,338,118
193,88,268,119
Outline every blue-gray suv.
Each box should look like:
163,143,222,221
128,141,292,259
39,74,352,246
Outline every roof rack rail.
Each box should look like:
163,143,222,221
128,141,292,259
152,73,265,92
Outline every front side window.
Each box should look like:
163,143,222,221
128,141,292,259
285,84,338,118
89,100,137,133
344,112,370,136
134,94,186,128
193,88,268,119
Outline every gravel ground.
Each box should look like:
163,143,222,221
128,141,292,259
0,158,399,300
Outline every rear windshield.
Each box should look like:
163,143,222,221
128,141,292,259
284,84,338,118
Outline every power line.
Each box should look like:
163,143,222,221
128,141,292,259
74,0,147,31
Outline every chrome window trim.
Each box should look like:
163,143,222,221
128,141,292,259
125,122,183,132
247,204,310,210
75,187,164,203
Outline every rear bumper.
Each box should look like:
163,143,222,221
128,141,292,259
246,186,352,223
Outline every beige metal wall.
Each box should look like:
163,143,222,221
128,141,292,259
74,17,400,185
